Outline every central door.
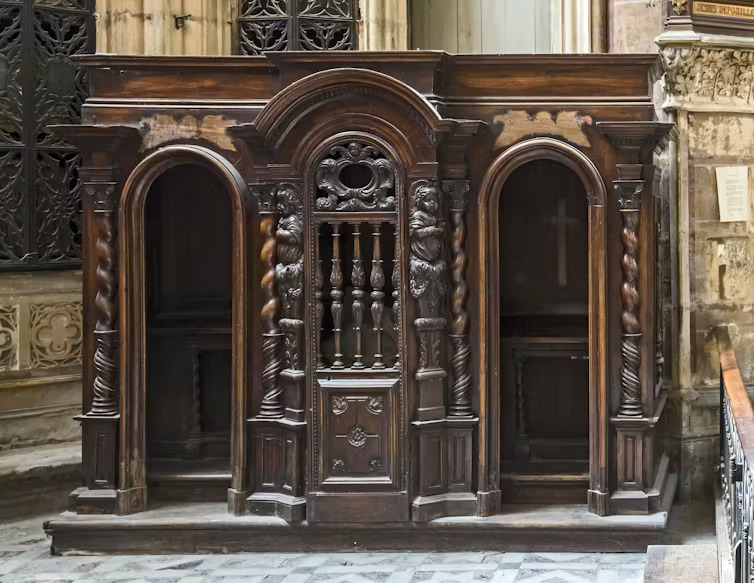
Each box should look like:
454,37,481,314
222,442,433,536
499,159,590,504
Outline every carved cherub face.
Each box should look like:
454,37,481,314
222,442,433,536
275,185,299,215
415,185,440,214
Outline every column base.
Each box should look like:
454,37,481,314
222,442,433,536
69,486,117,515
247,417,306,522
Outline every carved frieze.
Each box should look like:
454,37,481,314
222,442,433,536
30,302,83,368
315,142,396,211
0,305,18,372
661,44,754,107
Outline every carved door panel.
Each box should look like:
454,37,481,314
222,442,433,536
306,139,408,523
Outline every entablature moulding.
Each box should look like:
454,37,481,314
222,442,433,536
47,51,678,553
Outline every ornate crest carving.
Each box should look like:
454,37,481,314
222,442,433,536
0,305,18,372
315,142,396,211
347,424,368,448
367,396,383,415
332,396,348,415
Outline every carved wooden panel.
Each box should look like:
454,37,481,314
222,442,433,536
318,378,397,486
0,0,94,269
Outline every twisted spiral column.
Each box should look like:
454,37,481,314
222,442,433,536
619,197,643,417
259,212,284,418
446,181,473,417
90,186,119,417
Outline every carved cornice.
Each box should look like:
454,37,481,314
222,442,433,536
659,37,754,110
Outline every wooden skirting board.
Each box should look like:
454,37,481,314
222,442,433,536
46,501,672,555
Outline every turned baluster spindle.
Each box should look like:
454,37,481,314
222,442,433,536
351,224,366,369
330,223,345,369
315,228,325,370
391,227,400,370
370,223,386,369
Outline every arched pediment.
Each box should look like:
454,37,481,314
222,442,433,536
239,68,446,166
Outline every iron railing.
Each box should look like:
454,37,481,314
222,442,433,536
718,326,754,583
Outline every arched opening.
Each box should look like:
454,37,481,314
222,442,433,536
143,163,233,502
118,145,250,514
477,138,608,516
498,159,590,504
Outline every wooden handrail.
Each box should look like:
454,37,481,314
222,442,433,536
717,326,754,468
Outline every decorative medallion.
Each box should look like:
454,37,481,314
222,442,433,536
672,0,688,14
367,396,383,415
332,395,348,415
332,458,344,471
369,458,384,472
347,424,368,448
29,302,83,368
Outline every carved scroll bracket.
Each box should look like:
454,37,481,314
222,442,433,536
444,180,473,418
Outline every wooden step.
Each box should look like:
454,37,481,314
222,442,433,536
148,458,231,502
644,545,718,582
501,471,589,504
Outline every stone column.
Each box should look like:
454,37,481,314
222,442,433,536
359,0,409,50
658,31,754,500
96,0,235,55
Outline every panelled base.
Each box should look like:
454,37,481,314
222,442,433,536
45,501,673,555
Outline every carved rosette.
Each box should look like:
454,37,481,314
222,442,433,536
88,181,119,417
254,184,284,418
617,180,644,417
275,183,305,372
444,180,473,417
315,142,396,211
409,180,448,377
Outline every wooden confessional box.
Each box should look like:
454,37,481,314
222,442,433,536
48,52,677,553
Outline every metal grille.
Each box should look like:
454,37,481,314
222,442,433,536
237,0,358,55
0,0,94,270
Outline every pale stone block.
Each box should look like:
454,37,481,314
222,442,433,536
611,0,663,54
689,112,754,160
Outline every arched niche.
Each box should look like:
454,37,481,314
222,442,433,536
118,145,253,515
477,137,609,517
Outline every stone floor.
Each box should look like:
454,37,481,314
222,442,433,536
0,514,646,583
0,502,717,583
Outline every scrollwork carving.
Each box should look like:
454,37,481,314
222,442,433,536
332,396,348,415
315,142,396,211
367,396,384,415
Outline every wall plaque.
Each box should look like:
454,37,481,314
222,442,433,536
694,1,754,19
716,166,750,222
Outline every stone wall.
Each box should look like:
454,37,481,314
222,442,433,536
659,34,754,499
0,272,83,449
611,0,664,53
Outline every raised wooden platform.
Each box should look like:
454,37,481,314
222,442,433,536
45,502,672,555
